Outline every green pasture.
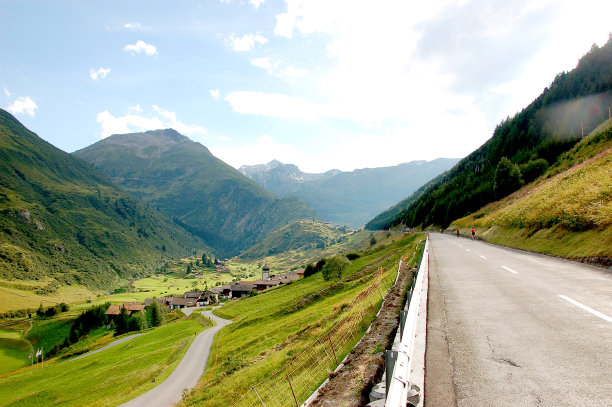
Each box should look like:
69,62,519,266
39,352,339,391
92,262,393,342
182,233,424,406
0,316,211,407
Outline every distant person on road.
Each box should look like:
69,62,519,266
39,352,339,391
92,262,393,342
471,228,475,240
456,228,460,237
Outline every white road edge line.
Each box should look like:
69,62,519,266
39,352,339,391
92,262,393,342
479,255,487,259
465,249,471,252
558,295,612,324
501,266,518,274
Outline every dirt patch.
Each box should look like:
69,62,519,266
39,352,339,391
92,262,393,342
307,262,414,407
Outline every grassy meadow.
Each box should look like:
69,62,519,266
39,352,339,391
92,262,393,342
0,315,212,407
452,119,612,258
180,233,425,407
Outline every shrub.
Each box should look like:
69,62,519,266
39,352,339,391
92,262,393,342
345,252,360,260
321,256,350,281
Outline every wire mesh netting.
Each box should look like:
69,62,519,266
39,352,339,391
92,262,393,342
233,267,386,407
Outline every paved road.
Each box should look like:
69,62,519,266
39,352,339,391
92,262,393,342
425,233,612,406
62,333,144,363
120,310,231,407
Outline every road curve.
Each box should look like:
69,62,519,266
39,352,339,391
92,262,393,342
425,233,612,406
120,310,231,407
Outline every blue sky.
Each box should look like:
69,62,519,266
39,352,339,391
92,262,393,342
1,0,611,172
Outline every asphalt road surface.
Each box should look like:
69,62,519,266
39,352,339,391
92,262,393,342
120,310,231,407
425,233,612,406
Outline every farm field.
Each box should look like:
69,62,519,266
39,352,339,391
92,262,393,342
0,315,211,407
180,233,425,406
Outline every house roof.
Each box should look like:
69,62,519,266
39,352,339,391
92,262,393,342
170,297,197,306
208,287,223,294
104,302,145,315
231,284,256,293
252,279,281,286
105,304,122,316
184,291,204,298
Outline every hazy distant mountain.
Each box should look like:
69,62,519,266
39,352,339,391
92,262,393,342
75,130,320,256
239,158,459,228
0,109,200,290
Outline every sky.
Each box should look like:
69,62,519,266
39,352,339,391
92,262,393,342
1,0,611,173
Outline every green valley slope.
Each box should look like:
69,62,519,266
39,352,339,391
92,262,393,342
0,109,200,292
74,130,320,257
236,220,352,261
367,37,612,230
452,118,612,260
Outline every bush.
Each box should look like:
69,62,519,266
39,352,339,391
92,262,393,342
345,252,360,260
321,256,350,281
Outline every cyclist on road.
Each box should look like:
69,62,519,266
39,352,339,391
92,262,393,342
471,228,475,240
456,228,460,237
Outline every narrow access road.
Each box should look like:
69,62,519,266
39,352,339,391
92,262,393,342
120,310,232,407
62,333,144,364
425,233,612,406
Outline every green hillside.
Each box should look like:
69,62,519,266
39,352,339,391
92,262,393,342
452,118,612,259
368,37,612,230
236,220,352,261
74,130,320,257
0,109,200,291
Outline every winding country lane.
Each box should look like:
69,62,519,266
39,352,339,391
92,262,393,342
120,309,231,407
425,233,612,406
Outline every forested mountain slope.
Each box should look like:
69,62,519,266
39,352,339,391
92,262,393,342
368,36,612,230
452,118,612,260
75,130,320,256
0,109,200,290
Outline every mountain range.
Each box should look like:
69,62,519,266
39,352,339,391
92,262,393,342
74,130,320,257
0,109,200,290
239,158,458,228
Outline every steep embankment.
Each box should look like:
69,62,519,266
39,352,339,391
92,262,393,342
452,119,612,261
367,37,612,231
0,109,200,294
75,130,320,257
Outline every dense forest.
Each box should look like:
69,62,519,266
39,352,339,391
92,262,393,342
367,35,612,230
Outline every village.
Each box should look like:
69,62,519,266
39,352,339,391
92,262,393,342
104,265,303,318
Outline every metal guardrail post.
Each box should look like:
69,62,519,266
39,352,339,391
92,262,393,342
385,350,398,396
399,310,408,341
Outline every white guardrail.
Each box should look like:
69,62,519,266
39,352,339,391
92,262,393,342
385,236,429,407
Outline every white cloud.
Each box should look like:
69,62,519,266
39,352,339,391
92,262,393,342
3,87,12,98
251,57,272,70
96,106,206,139
89,67,111,80
123,40,158,56
225,91,320,120
209,89,220,100
228,34,268,51
250,0,265,9
124,22,142,30
251,57,307,82
7,96,38,117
